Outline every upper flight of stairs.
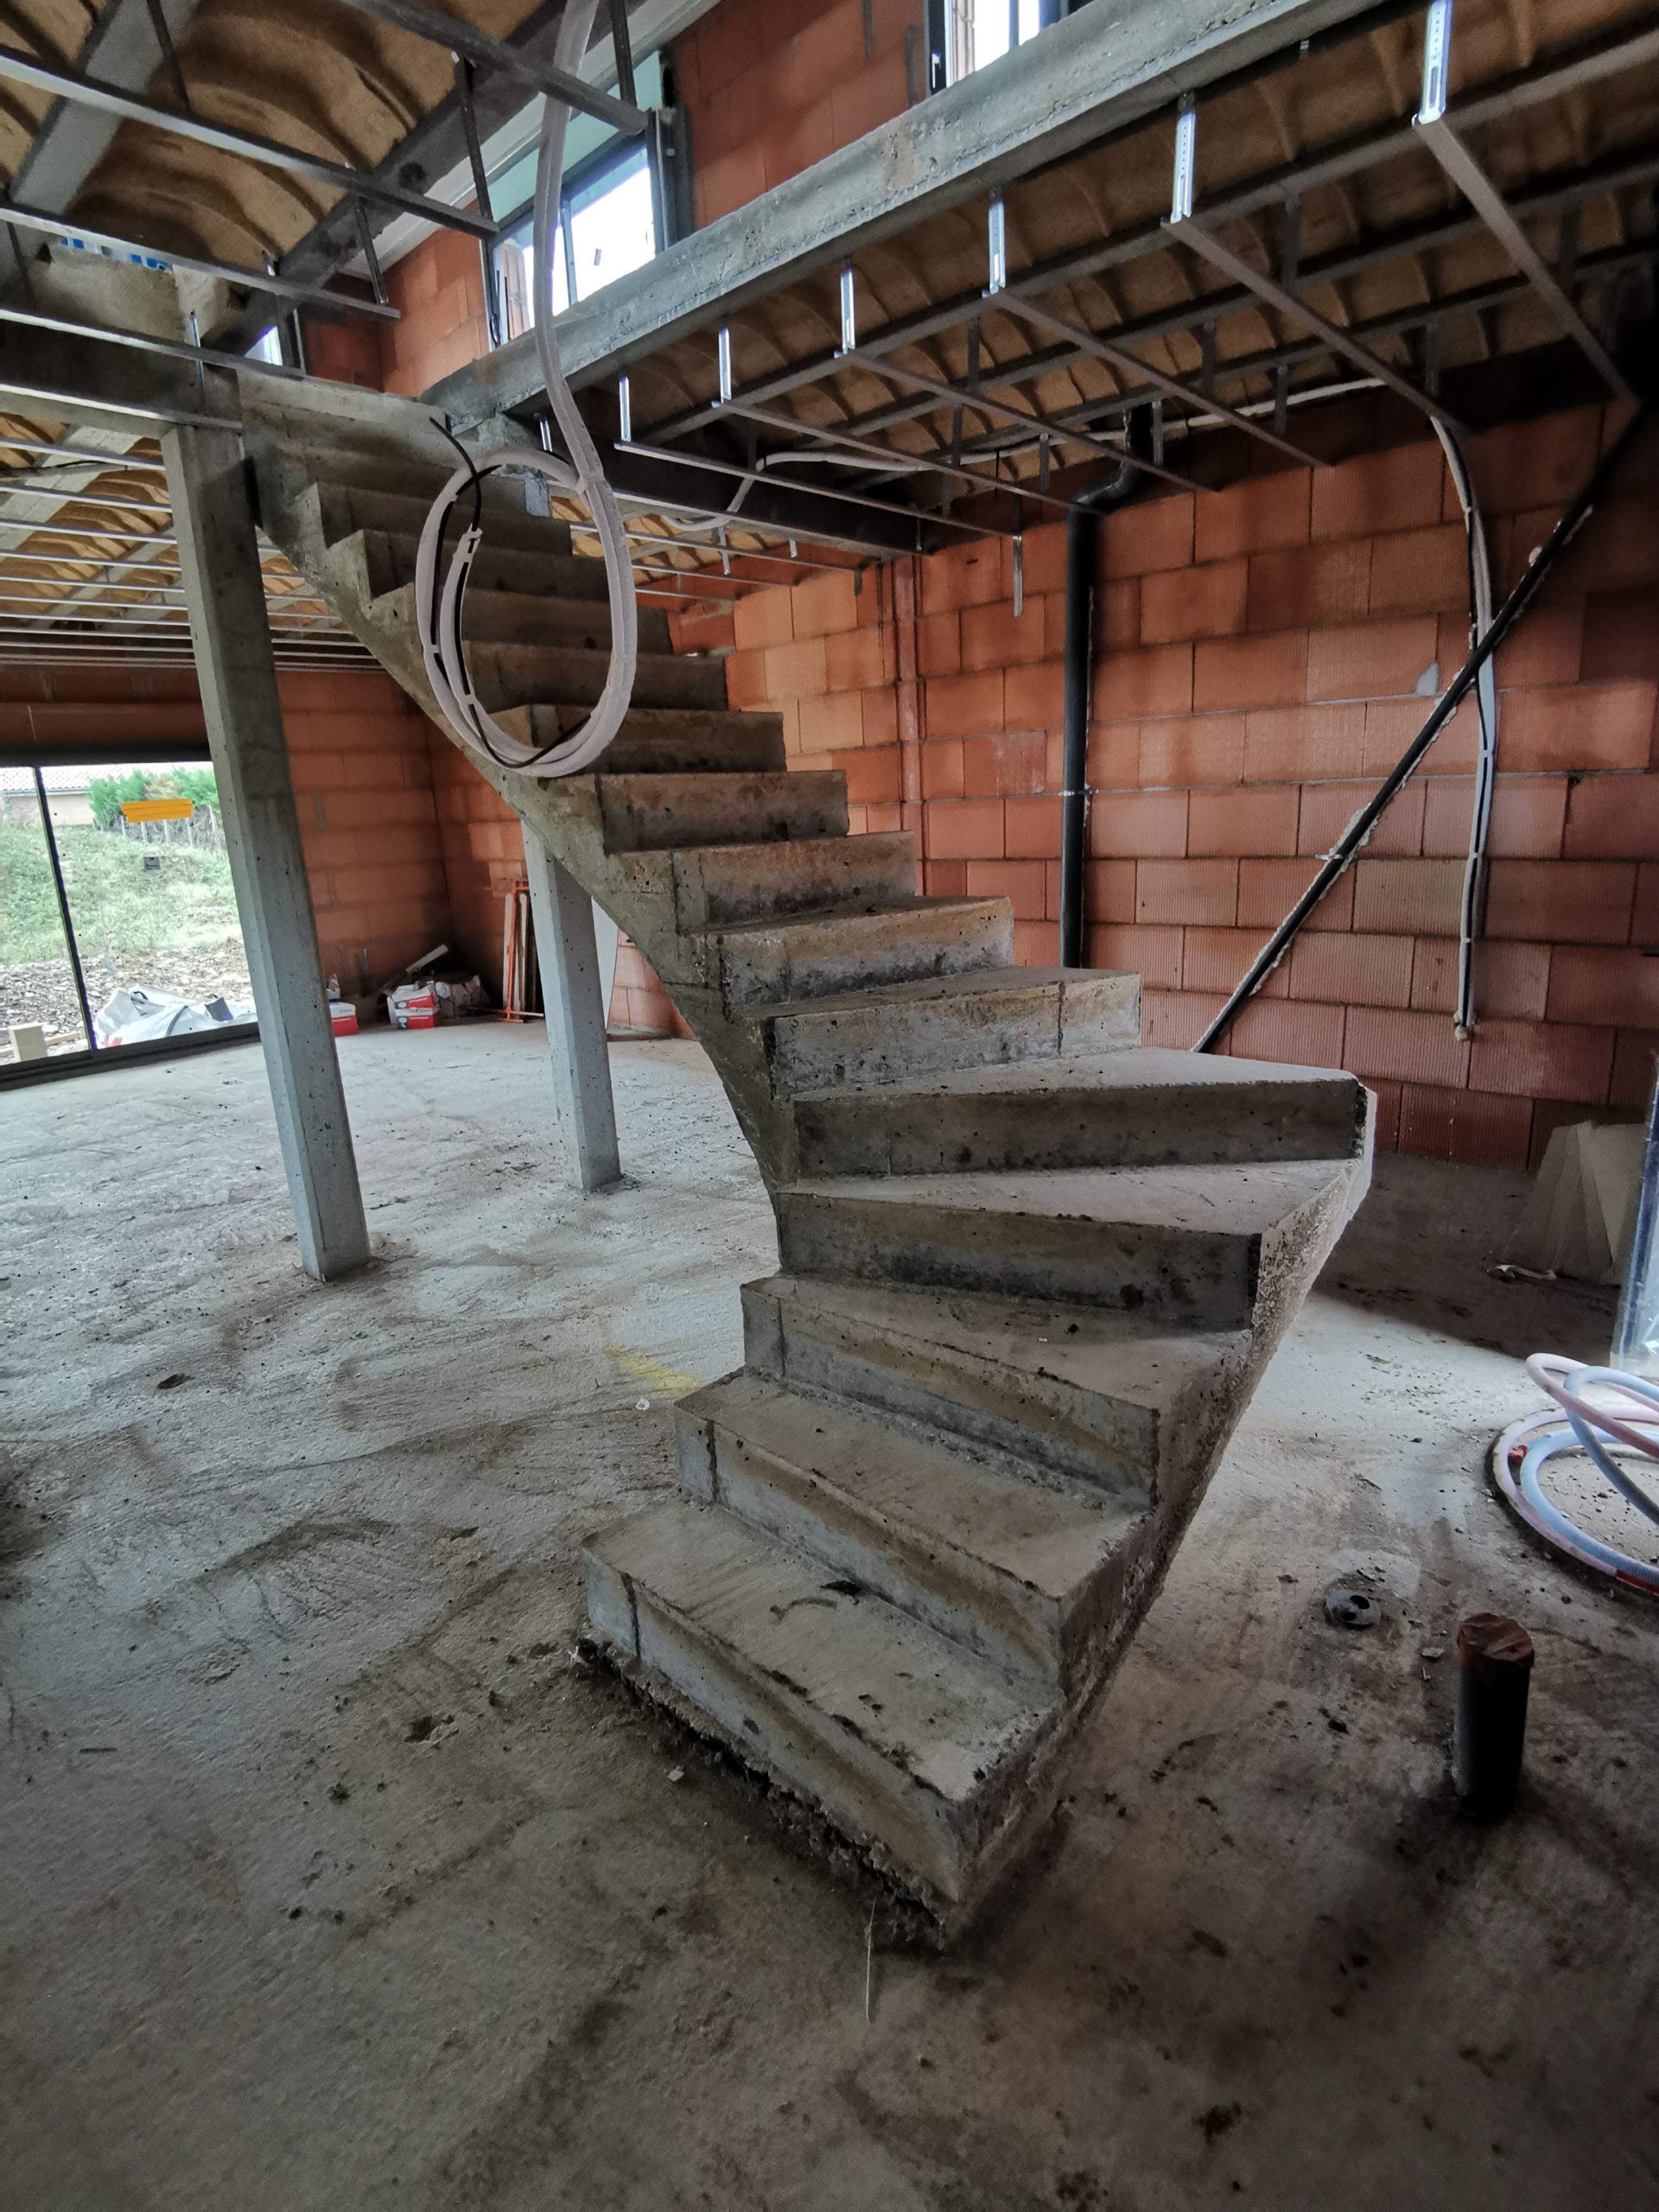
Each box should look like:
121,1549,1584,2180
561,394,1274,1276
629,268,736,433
246,383,1375,1936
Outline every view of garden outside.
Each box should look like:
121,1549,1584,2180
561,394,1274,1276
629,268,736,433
0,764,251,1052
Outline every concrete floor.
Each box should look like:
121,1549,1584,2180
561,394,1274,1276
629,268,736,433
3,1027,1656,2211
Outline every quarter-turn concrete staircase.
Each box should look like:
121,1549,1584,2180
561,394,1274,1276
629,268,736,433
247,383,1374,1935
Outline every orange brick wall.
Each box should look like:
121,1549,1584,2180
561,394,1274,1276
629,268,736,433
377,226,492,398
676,0,916,224
282,671,452,989
425,729,681,1032
711,402,1659,1171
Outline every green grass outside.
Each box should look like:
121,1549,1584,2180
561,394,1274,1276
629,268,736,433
0,822,239,964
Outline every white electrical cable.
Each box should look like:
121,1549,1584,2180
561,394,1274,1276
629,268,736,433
416,0,638,777
1491,1353,1659,1595
1433,420,1497,1040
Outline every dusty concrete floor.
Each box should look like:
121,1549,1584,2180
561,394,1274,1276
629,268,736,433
3,1027,1656,2211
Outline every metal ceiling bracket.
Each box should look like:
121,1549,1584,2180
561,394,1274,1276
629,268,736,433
454,56,495,227
607,0,637,111
139,0,193,111
353,202,388,308
1414,1,1631,397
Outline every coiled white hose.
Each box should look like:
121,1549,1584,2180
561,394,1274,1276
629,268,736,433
1491,1354,1659,1594
416,0,638,776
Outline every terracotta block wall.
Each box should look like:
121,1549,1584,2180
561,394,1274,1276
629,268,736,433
377,226,491,398
425,728,686,1031
282,671,452,989
711,403,1659,1171
677,0,918,224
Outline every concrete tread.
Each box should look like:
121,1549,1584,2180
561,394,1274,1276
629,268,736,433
786,1159,1353,1236
709,893,1007,946
741,965,1126,1030
788,1045,1361,1107
587,1497,1048,1803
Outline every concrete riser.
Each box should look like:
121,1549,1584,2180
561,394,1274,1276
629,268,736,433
471,642,728,714
676,1402,1071,1684
599,772,847,853
778,1194,1270,1324
793,1079,1364,1176
359,530,613,604
671,834,918,931
377,580,673,654
740,1279,1169,1493
315,480,575,556
715,906,1014,1012
500,708,787,776
761,971,1141,1097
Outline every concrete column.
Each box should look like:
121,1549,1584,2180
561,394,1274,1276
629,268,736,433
522,830,621,1192
162,403,371,1282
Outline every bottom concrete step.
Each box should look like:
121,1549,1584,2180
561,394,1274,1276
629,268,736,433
674,1371,1147,1683
585,1497,1055,1916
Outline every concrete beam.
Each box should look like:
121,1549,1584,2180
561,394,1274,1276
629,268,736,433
429,0,1386,428
162,378,372,1281
523,832,622,1192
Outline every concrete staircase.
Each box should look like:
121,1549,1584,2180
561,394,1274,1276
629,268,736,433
245,384,1374,1935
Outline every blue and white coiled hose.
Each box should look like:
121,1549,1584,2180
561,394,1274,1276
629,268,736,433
416,0,637,776
1491,1354,1659,1595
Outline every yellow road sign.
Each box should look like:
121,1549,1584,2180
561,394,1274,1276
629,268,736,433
122,797,194,821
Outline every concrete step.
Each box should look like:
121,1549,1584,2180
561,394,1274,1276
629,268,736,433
792,1046,1371,1175
496,703,786,774
675,1371,1147,1685
293,443,540,517
747,966,1141,1096
776,1159,1354,1321
373,578,672,654
352,527,613,604
741,1272,1247,1491
598,771,847,853
656,830,916,932
308,478,575,555
584,1497,1054,1916
466,639,729,715
709,894,1014,1011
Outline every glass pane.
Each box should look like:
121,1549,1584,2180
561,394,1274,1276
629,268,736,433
56,763,254,1047
0,770,88,1057
495,212,569,344
568,147,657,302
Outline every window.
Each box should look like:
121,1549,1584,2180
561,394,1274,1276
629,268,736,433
927,0,1074,89
489,53,667,346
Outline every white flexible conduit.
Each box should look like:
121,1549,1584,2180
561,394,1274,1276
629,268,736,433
1494,1356,1659,1596
1433,421,1497,1039
416,0,638,776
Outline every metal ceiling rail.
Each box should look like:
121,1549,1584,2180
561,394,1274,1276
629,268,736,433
1412,0,1632,400
0,435,166,470
944,237,1655,470
835,140,1659,467
0,301,310,382
618,435,1026,542
721,397,1081,515
326,0,645,134
0,45,498,237
0,200,401,322
991,283,1325,471
637,9,1657,480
